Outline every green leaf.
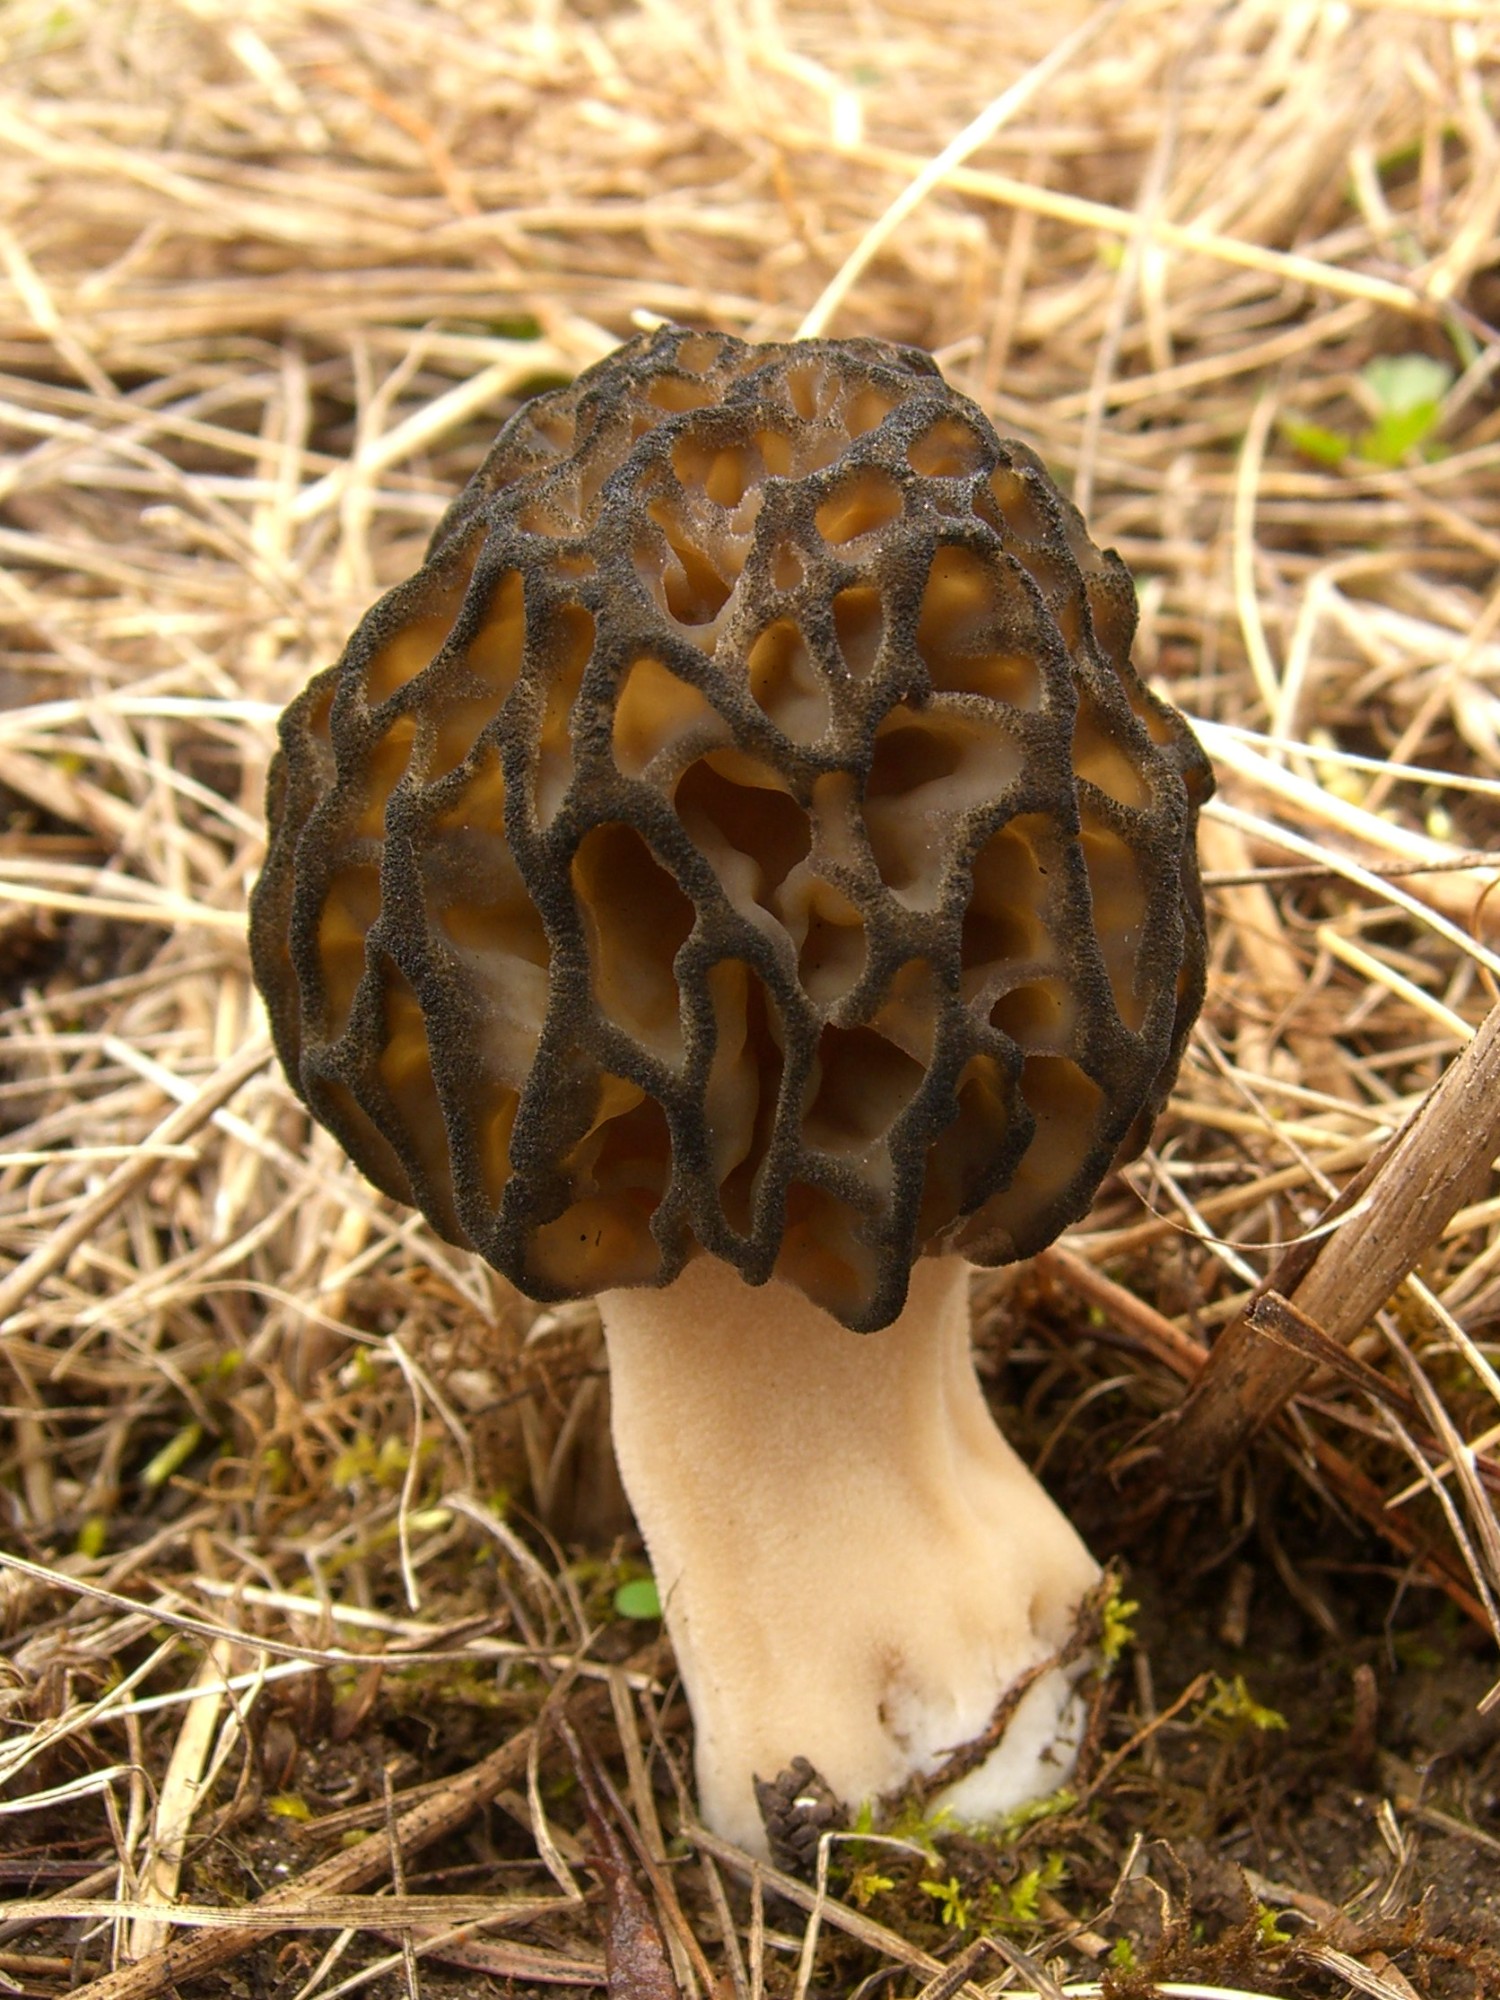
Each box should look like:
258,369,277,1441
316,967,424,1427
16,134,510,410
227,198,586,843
1356,403,1443,466
1361,352,1453,415
613,1576,662,1621
1351,352,1453,465
1279,417,1351,466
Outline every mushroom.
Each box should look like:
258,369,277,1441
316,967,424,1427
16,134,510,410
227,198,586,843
250,326,1211,1855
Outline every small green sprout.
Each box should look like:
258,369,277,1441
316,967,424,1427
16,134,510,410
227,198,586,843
75,1514,109,1560
1281,351,1454,470
1109,1937,1137,1970
141,1422,202,1490
1357,353,1453,464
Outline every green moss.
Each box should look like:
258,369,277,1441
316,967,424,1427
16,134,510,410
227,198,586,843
919,1874,971,1931
1101,1579,1139,1664
1199,1673,1288,1735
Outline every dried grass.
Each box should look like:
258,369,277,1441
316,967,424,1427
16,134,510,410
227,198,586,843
1,0,1499,1993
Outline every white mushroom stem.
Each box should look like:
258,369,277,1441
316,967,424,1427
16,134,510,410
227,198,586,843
597,1252,1102,1855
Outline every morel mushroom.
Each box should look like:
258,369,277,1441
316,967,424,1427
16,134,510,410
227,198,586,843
251,327,1211,1854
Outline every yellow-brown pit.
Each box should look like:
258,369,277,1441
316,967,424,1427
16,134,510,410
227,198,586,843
251,326,1211,1330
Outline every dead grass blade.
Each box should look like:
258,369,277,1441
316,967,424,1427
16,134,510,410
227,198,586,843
42,1644,663,2000
1165,1004,1500,1477
2,0,1499,1988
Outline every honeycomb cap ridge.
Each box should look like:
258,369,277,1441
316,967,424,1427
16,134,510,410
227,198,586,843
251,326,1212,1330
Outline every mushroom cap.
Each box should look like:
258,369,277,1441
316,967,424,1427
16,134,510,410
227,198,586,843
251,327,1211,1331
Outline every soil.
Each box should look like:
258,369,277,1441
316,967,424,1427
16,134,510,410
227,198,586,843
9,1258,1499,2000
